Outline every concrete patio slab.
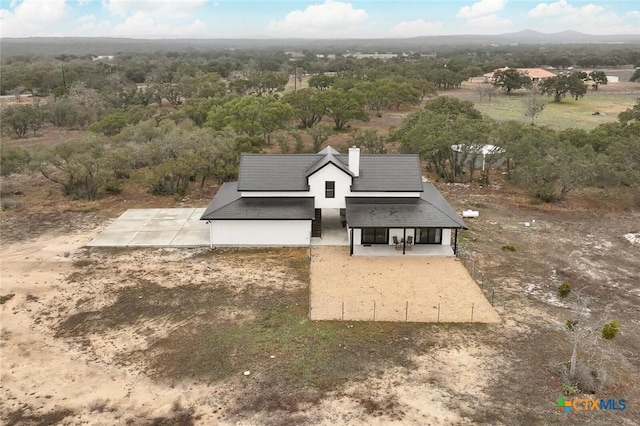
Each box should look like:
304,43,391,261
118,209,161,220
143,219,187,231
103,219,152,232
128,230,179,246
87,208,210,247
156,208,195,220
171,230,210,246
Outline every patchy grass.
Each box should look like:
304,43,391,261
56,246,428,419
451,85,638,130
4,407,75,426
0,293,16,304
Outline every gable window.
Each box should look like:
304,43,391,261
325,181,335,198
415,228,442,244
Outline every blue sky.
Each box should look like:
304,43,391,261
1,0,638,38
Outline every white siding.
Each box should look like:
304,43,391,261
307,164,352,209
242,190,421,198
347,191,420,198
350,228,361,246
209,220,310,246
442,229,452,246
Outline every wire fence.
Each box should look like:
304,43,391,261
309,299,497,323
457,247,502,315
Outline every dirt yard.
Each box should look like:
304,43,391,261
310,246,500,323
2,178,639,424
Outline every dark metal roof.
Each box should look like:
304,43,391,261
201,182,315,220
337,154,424,192
346,183,467,229
237,149,423,192
305,152,353,178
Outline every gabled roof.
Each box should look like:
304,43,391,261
305,151,353,178
346,183,467,229
201,182,315,220
237,148,424,192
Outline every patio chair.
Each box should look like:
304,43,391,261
405,236,413,250
392,235,401,249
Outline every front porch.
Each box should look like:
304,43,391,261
310,208,349,246
352,244,454,257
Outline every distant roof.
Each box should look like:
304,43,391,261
484,67,556,79
346,183,467,229
200,182,315,220
237,148,424,192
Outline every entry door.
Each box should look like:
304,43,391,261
312,209,322,237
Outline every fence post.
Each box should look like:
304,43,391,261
472,259,475,279
491,285,495,306
437,303,440,323
471,303,475,323
405,301,408,322
481,273,484,291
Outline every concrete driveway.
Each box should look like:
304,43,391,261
87,208,209,247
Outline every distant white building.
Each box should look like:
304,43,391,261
451,144,506,171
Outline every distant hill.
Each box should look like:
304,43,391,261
1,30,639,57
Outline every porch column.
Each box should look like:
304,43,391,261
350,228,354,256
402,228,406,255
454,228,458,255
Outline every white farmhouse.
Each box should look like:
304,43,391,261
201,147,467,256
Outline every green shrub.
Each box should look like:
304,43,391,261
565,320,576,330
558,282,571,298
501,244,516,252
532,183,556,202
602,321,620,340
563,383,580,396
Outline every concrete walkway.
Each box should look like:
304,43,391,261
87,208,209,247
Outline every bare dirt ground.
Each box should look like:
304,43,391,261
1,177,639,425
310,246,500,323
2,95,640,424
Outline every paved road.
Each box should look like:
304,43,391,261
87,208,209,247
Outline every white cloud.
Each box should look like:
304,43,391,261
77,0,90,6
527,0,603,18
110,12,206,38
103,0,207,18
527,1,638,34
0,0,68,37
465,14,512,29
389,19,443,37
456,0,507,19
267,0,368,38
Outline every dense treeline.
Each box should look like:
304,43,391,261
393,97,640,202
1,47,639,205
2,43,640,96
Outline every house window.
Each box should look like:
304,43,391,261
415,228,442,244
325,181,335,198
362,228,388,244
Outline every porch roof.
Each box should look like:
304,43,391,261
346,183,467,229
